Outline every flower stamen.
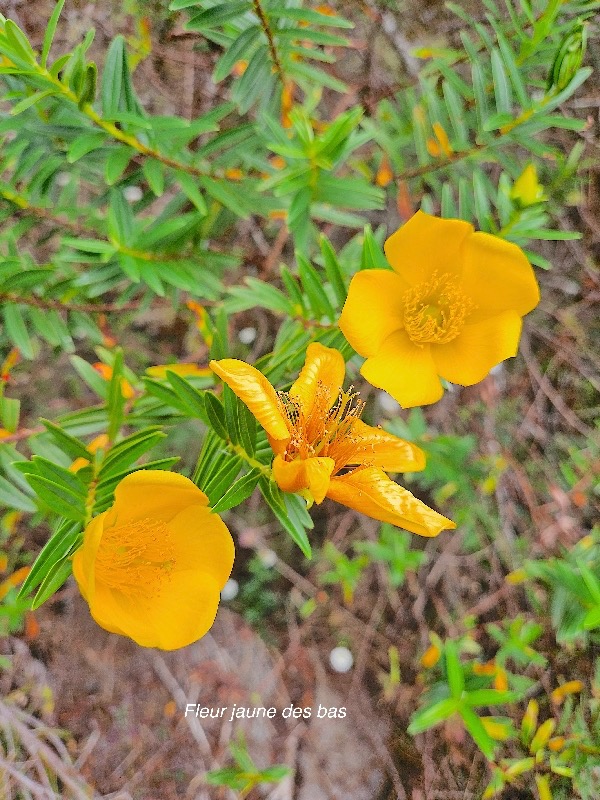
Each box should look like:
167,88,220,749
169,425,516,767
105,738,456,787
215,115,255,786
404,271,473,345
95,518,176,598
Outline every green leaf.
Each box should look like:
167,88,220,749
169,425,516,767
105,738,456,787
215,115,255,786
186,1,251,30
203,457,243,505
297,253,336,321
491,48,512,115
41,420,91,461
205,392,229,440
10,89,56,116
105,146,134,185
31,557,73,609
106,349,126,442
177,171,208,214
102,35,126,117
165,371,208,420
3,303,34,359
360,225,389,270
99,429,166,480
210,468,260,513
200,176,250,218
18,519,81,600
143,158,165,196
270,7,353,28
459,706,497,760
0,475,36,513
41,0,67,67
319,235,347,305
445,640,464,698
25,475,86,520
408,698,460,734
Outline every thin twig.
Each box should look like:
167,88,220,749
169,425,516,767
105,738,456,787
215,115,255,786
253,0,285,83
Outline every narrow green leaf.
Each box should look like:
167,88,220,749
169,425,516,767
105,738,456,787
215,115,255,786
41,0,67,67
3,303,34,359
209,469,261,513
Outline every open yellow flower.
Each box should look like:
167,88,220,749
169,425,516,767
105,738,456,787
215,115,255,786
72,471,234,650
210,343,454,537
339,211,540,408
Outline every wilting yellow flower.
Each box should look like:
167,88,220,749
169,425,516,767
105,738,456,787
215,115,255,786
72,471,234,650
511,164,546,207
210,343,454,537
339,211,540,408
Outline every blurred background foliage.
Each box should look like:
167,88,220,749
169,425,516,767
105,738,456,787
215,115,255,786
0,0,599,798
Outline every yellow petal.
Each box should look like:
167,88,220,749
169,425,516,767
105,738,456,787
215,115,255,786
89,570,222,650
104,470,208,529
272,455,335,504
384,211,472,285
210,358,289,442
327,467,455,537
348,419,426,472
168,504,235,587
432,311,522,385
338,270,408,358
71,512,107,602
461,232,540,323
289,342,345,414
360,330,443,408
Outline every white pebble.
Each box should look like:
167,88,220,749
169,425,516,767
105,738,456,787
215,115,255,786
123,185,143,202
56,172,71,187
238,326,257,345
329,646,353,673
220,579,239,601
258,548,277,568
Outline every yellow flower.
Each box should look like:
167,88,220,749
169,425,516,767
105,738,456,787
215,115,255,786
210,343,454,537
511,164,546,207
72,471,234,650
339,211,540,408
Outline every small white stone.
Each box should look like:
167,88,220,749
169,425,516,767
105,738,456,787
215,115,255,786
123,185,143,203
490,363,504,376
238,326,257,345
220,579,239,601
56,172,71,187
329,646,353,673
258,548,277,568
377,391,400,415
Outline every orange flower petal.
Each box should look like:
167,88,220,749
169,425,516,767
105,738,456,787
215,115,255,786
289,342,345,415
432,311,522,385
327,467,455,537
339,270,408,358
348,419,426,472
210,358,289,442
272,455,335,504
461,232,540,323
360,330,443,408
384,211,472,285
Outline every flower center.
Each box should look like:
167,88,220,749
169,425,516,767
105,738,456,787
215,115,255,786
94,518,176,598
276,382,365,474
403,272,473,345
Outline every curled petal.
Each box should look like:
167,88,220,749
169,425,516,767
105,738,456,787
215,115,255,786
432,311,522,385
384,211,472,285
327,467,455,537
461,232,540,323
339,270,408,358
348,419,426,472
289,342,345,415
272,455,335,505
210,358,289,442
360,330,443,408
